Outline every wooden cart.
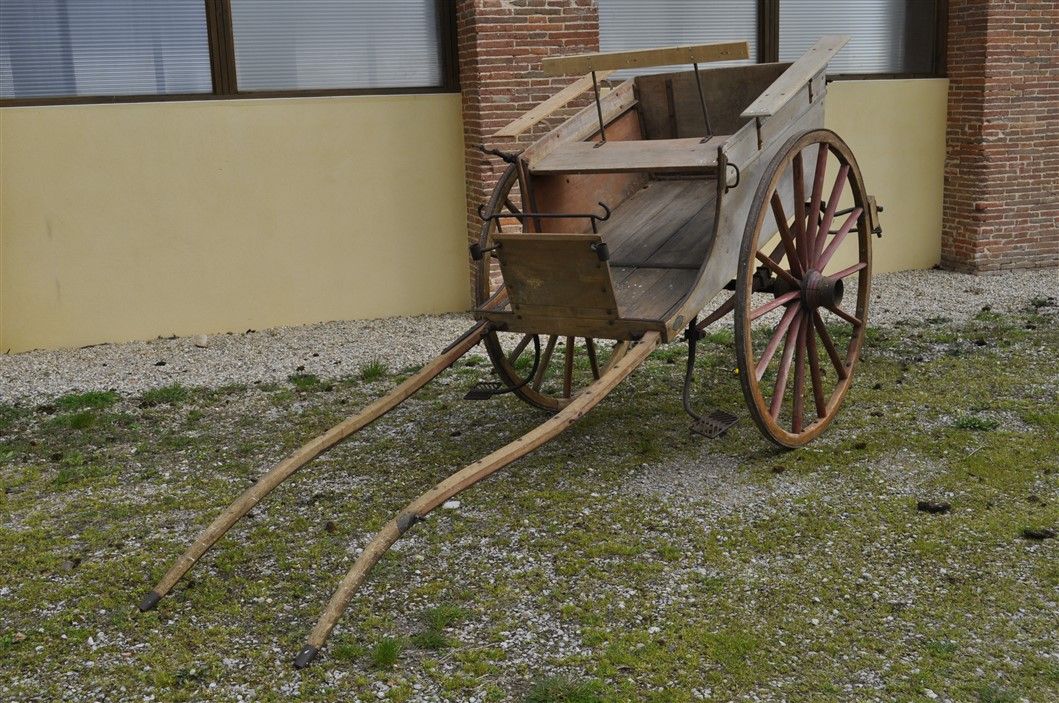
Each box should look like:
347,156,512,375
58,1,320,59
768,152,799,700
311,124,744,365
140,37,882,667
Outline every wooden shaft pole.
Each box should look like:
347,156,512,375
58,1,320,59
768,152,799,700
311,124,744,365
139,322,490,612
294,332,661,667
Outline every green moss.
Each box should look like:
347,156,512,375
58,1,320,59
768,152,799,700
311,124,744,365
141,383,189,407
56,390,120,411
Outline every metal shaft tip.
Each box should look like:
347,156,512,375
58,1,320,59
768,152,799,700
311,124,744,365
138,590,162,612
293,645,319,669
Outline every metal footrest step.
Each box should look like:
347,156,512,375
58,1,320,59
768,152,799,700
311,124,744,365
690,409,738,438
464,381,508,400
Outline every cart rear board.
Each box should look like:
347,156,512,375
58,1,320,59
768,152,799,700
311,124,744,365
140,37,882,668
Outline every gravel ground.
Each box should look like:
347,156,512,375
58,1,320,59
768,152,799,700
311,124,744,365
1,267,1053,404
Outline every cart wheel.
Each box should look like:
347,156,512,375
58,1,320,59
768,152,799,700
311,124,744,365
734,129,872,448
475,164,628,411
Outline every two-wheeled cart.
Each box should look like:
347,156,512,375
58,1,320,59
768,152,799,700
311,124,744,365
140,36,882,667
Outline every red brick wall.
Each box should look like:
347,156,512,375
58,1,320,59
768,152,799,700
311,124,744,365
457,0,599,296
942,0,1059,272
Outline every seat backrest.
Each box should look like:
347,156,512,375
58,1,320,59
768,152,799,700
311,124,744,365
494,233,621,333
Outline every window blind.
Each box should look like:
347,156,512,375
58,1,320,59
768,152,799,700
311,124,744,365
229,0,442,91
0,0,211,99
779,0,937,74
598,0,757,77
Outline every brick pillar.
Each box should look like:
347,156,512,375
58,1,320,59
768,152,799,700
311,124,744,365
942,0,1059,272
457,0,600,297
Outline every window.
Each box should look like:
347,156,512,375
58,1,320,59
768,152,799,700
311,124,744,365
779,0,940,75
597,0,945,78
0,0,211,99
599,0,757,76
230,1,442,91
1,0,456,105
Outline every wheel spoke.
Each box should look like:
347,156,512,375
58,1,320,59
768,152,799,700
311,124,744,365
826,304,863,328
792,320,807,433
756,304,801,381
532,335,558,391
755,250,801,290
817,207,862,271
562,336,575,398
585,338,601,379
812,310,848,380
805,323,827,418
814,164,850,262
770,193,802,277
830,261,867,280
793,152,808,269
506,334,533,365
805,143,829,250
750,291,800,321
769,312,802,419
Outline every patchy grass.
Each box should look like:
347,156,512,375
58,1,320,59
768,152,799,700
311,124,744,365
0,307,1056,702
360,360,387,383
371,637,402,670
140,383,189,407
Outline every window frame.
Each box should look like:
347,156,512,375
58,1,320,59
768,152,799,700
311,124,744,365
1,0,459,107
758,0,948,80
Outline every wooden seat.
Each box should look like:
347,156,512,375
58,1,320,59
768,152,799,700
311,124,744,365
530,136,727,176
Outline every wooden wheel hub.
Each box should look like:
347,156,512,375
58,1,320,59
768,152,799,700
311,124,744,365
801,269,844,310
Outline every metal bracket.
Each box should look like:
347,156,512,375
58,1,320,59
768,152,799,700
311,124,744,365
725,162,741,193
477,143,522,165
690,410,739,439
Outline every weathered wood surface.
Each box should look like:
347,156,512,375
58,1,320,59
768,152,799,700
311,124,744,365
635,63,790,139
542,41,749,76
529,110,647,234
495,232,620,322
493,70,615,138
741,35,848,118
532,136,727,176
522,79,638,165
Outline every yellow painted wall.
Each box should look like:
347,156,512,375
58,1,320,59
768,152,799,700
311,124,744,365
825,78,948,273
1,80,946,353
1,94,468,353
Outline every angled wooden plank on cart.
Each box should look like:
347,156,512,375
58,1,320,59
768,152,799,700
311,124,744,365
741,35,850,118
493,70,615,137
541,41,749,76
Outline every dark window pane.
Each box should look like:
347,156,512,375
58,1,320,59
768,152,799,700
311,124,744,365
779,0,937,74
0,0,212,99
230,0,442,91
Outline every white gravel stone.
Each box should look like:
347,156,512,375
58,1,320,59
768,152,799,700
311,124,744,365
0,268,1052,404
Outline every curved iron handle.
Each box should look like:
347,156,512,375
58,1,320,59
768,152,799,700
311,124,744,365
477,143,522,165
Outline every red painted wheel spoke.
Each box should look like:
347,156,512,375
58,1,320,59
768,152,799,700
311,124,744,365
769,312,803,419
793,153,808,269
755,251,801,290
826,304,863,328
770,193,802,277
812,310,848,380
814,164,850,262
792,320,807,433
830,261,867,280
817,207,863,270
805,324,827,418
756,305,801,381
805,143,829,251
750,291,800,321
